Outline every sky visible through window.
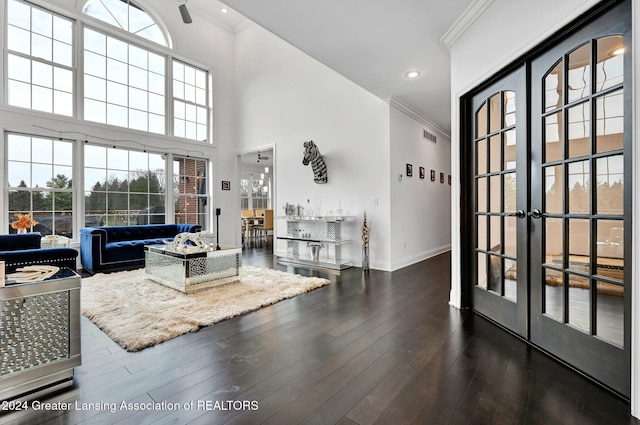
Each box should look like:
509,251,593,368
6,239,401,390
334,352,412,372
83,0,167,46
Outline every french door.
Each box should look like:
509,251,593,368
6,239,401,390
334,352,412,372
471,66,528,338
467,0,631,397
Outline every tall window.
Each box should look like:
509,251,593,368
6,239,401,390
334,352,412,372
240,178,250,209
6,0,73,115
83,0,167,46
173,157,208,227
7,134,74,237
252,180,269,210
3,2,213,237
84,145,166,226
173,61,208,141
240,175,270,210
83,28,165,133
4,0,211,140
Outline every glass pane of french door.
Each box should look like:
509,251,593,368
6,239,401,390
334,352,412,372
541,37,625,335
530,0,630,397
472,66,527,337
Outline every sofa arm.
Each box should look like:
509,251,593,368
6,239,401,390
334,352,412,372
80,227,108,245
176,224,202,234
0,233,42,251
0,247,78,273
80,227,108,274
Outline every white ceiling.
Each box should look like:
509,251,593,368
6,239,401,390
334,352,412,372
188,0,475,136
240,148,274,172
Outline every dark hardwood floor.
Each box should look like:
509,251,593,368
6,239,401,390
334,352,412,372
2,240,637,425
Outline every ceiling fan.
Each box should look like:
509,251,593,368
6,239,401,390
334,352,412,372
173,0,192,24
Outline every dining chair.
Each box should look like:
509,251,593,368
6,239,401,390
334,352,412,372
254,209,274,244
241,209,255,241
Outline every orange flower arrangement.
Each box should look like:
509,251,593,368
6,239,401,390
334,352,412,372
11,212,38,231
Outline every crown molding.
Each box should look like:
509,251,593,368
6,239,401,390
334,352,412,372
184,2,235,34
388,96,450,140
440,0,495,50
234,19,253,34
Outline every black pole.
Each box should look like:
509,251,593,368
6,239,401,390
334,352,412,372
215,208,221,250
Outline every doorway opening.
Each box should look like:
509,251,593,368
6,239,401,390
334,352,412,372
239,147,275,247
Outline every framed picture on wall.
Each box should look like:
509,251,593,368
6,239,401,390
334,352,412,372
222,181,231,190
419,167,425,179
430,170,436,181
406,163,413,177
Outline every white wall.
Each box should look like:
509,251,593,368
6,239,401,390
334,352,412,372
234,22,454,271
449,0,639,417
235,23,392,269
389,106,451,270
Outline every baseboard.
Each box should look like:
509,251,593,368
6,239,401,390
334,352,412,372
274,245,451,273
389,244,451,271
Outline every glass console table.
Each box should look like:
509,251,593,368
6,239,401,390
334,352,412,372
144,244,242,293
0,268,81,401
276,216,355,270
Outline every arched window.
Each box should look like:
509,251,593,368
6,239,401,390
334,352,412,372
83,0,167,46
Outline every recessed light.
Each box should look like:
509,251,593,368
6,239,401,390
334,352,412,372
405,70,421,79
221,8,229,14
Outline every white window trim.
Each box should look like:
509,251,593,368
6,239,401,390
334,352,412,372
171,59,210,142
82,0,174,49
81,25,168,134
3,0,212,143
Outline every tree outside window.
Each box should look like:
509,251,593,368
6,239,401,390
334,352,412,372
7,134,74,236
84,145,166,226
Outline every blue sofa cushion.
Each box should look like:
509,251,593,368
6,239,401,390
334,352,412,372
80,224,201,274
100,225,190,243
0,233,78,273
0,248,78,273
103,238,168,262
0,233,41,251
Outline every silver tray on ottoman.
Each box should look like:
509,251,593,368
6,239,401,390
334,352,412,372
144,244,242,293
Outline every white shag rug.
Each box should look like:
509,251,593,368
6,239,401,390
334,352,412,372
81,266,330,352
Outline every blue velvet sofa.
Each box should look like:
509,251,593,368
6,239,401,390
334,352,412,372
80,224,201,274
0,233,78,273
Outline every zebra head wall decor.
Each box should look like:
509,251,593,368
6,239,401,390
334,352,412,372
302,140,328,184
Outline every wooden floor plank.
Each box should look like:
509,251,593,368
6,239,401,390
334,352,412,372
261,350,382,425
1,245,637,425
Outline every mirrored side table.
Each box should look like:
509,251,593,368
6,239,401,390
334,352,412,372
0,268,81,401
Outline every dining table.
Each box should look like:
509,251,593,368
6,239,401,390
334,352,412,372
242,216,264,240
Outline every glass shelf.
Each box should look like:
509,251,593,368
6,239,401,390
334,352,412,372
276,215,356,223
276,215,355,270
276,236,352,245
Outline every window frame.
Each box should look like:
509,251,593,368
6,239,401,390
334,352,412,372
3,0,212,142
2,0,214,240
172,59,209,142
5,0,75,116
82,0,169,47
83,143,169,227
82,25,167,134
6,133,75,237
173,156,209,228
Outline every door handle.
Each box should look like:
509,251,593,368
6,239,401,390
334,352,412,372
506,210,526,219
528,209,543,219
